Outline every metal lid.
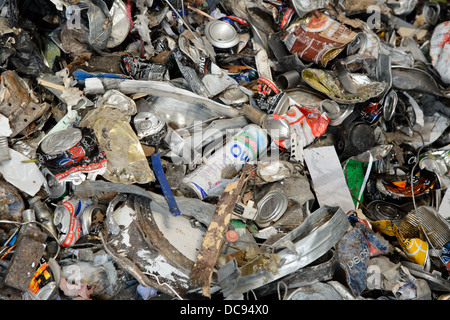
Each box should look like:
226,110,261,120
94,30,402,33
365,200,408,222
40,127,82,155
255,190,289,227
204,20,240,49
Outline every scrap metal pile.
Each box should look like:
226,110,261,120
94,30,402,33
0,0,449,300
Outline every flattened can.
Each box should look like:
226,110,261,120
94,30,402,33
282,11,357,67
181,124,268,199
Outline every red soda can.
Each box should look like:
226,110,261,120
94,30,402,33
53,199,81,247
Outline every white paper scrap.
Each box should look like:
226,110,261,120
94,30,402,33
304,146,355,214
0,149,46,196
0,114,12,137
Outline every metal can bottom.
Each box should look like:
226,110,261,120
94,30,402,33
179,181,208,199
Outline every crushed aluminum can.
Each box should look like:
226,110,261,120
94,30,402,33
133,111,167,146
423,1,441,26
394,223,429,267
256,160,295,183
276,105,329,152
180,124,268,199
107,0,132,49
362,102,383,125
346,28,381,59
42,168,69,200
120,56,167,81
257,77,280,97
282,11,357,67
372,170,436,202
220,15,250,34
285,281,353,300
364,200,410,223
36,127,108,182
337,222,392,297
39,127,82,156
387,0,418,16
301,68,387,104
53,199,92,247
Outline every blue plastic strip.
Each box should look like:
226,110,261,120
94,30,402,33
73,70,128,81
151,153,181,216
